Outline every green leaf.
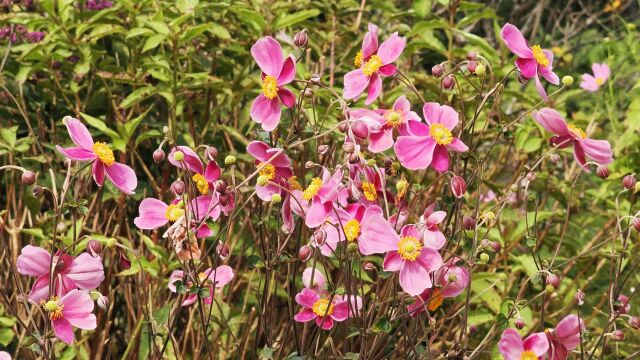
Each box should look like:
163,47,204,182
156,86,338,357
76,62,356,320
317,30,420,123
413,0,432,17
259,346,275,359
80,113,123,144
142,34,166,52
176,0,199,13
371,317,392,334
120,87,156,109
273,9,320,30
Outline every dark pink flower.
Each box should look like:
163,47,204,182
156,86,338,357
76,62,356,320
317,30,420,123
246,141,293,201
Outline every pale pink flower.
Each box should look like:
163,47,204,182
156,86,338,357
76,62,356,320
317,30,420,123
533,107,613,171
134,196,219,238
302,267,326,293
293,288,357,330
545,314,584,360
498,328,549,360
16,245,104,303
56,116,137,194
247,141,293,201
501,23,559,99
418,204,447,250
168,265,234,307
343,23,406,105
250,37,296,131
580,63,610,92
40,289,96,344
394,102,468,171
316,203,374,256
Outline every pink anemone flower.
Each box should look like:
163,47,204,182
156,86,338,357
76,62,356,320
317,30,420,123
56,116,137,194
533,107,613,171
418,203,447,250
580,63,610,92
250,36,296,131
407,262,469,317
500,23,559,99
0,351,9,360
394,102,468,172
168,265,234,307
41,289,97,344
168,146,221,195
498,328,549,360
16,245,104,303
302,267,327,293
247,141,294,201
360,211,443,296
343,23,406,105
316,203,371,256
301,169,343,228
293,288,352,330
134,196,219,238
545,314,583,360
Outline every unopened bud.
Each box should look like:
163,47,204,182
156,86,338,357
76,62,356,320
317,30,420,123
342,142,355,153
632,217,640,232
611,330,625,341
298,245,312,262
463,216,476,230
550,154,560,164
545,284,555,294
119,251,131,270
347,242,359,254
526,172,535,182
224,155,236,165
271,193,282,203
153,149,165,163
21,171,36,185
596,165,609,179
310,74,320,85
478,253,489,264
97,295,109,310
466,51,477,60
574,289,585,306
216,243,230,260
364,262,375,271
32,185,44,197
514,318,525,330
467,60,477,73
173,150,184,162
257,175,269,187
351,121,369,139
87,239,102,257
546,274,560,289
305,161,315,169
475,64,486,77
348,153,360,164
313,230,326,246
205,146,218,160
56,222,66,233
442,75,454,89
561,75,574,86
293,30,308,48
163,126,170,135
171,179,186,196
215,179,227,193
469,324,477,334
622,174,636,190
450,175,467,198
490,241,501,253
54,259,65,272
366,159,376,167
318,144,329,155
218,193,230,206
338,122,348,133
431,64,444,77
629,316,640,329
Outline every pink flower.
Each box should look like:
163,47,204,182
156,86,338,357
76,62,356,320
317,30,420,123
580,63,610,92
41,289,97,344
16,245,104,303
0,351,9,360
168,265,234,306
407,261,469,316
301,168,343,228
302,267,326,292
418,204,447,250
169,146,221,194
56,116,137,194
498,328,549,360
359,211,443,296
249,37,296,131
134,196,219,237
293,288,355,330
394,103,468,172
500,23,559,99
343,23,406,105
316,203,372,256
533,108,613,171
546,314,583,360
247,141,294,201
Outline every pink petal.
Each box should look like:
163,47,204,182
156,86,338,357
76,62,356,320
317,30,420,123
302,267,326,290
65,253,105,290
515,58,537,79
315,316,334,330
533,108,569,136
365,73,382,105
250,94,281,132
205,161,221,183
383,252,404,272
278,88,296,108
294,308,316,322
60,290,96,330
295,288,320,308
93,161,104,186
423,230,446,250
181,294,198,306
256,183,279,201
399,261,430,296
362,23,379,59
534,74,548,99
191,195,221,221
359,210,400,255
28,275,51,303
498,328,525,360
206,265,234,287
168,146,204,174
52,317,74,344
426,210,446,226
439,266,469,297
431,145,449,172
393,95,410,113
573,144,587,169
251,36,283,77
63,117,94,150
343,70,370,101
377,32,405,65
406,121,429,136
500,23,533,58
378,64,397,76
422,102,459,129
246,141,271,161
400,224,421,239
592,63,610,80
580,74,599,92
104,162,137,195
554,314,582,350
305,197,333,228
416,248,443,272
394,136,436,170
56,146,97,161
277,55,296,85
368,129,394,153
578,138,613,165
134,198,169,230
523,332,550,356
448,138,468,152
16,245,51,276
331,301,349,321
168,270,184,292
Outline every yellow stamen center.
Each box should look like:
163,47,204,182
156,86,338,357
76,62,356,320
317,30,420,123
192,173,209,195
258,162,276,180
354,50,363,68
362,55,382,76
289,176,302,191
262,75,279,100
397,236,423,261
385,110,403,128
567,124,586,139
362,182,378,201
303,177,323,200
429,124,453,145
343,219,361,242
531,45,549,67
427,288,444,311
520,351,538,360
92,142,115,166
42,297,64,320
595,77,605,86
312,298,334,317
165,204,184,221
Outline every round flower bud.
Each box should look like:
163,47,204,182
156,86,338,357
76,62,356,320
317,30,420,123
257,175,269,187
342,142,355,153
318,144,329,155
305,161,315,169
596,165,609,179
450,175,467,199
469,324,477,334
313,229,326,246
352,121,369,139
347,242,359,254
550,154,560,164
153,149,165,163
514,318,525,330
271,193,282,204
215,179,227,194
431,64,444,77
364,262,375,271
545,284,555,294
216,243,230,260
298,245,312,262
490,241,502,253
546,274,560,289
396,179,409,193
205,146,218,160
87,239,102,257
338,122,348,133
574,289,585,306
467,60,477,73
310,74,321,85
632,217,640,232
463,216,476,230
21,171,36,185
56,222,66,233
173,150,184,162
629,316,640,330
32,185,43,197
224,155,236,165
611,330,625,341
561,76,574,86
442,75,455,89
171,179,186,196
475,64,486,77
480,239,490,248
293,30,308,48
348,153,360,164
526,172,535,182
119,251,131,270
97,295,109,310
54,259,65,272
622,174,636,190
106,237,117,248
466,51,477,60
162,126,170,135
478,253,489,264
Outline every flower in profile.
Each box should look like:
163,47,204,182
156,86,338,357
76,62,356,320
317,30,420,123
343,23,406,105
418,204,447,250
580,63,610,92
247,141,293,201
41,289,97,344
168,266,234,306
394,102,468,171
16,245,104,303
301,169,343,228
407,261,469,316
293,288,356,330
249,37,296,131
302,267,327,293
533,108,613,171
545,314,584,360
500,23,559,99
498,328,549,360
56,116,137,194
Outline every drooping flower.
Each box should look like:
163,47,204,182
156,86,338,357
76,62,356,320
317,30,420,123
498,328,549,360
56,116,137,194
533,107,613,171
293,288,355,330
545,314,583,360
580,63,610,92
343,23,406,105
360,212,443,296
247,141,294,201
249,37,296,131
500,23,559,99
418,204,447,250
41,289,97,344
394,102,468,172
301,169,344,228
168,265,234,307
407,262,469,316
16,245,104,303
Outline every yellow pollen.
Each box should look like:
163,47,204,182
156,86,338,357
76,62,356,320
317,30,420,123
520,350,538,360
262,75,278,100
567,124,586,139
92,142,115,166
289,176,302,191
258,162,276,180
595,77,605,86
397,236,423,261
362,182,378,201
362,55,383,76
531,45,549,67
385,110,403,128
429,124,453,145
343,219,361,242
165,204,184,221
312,298,335,317
427,288,444,311
42,297,64,320
354,50,363,68
303,177,323,200
192,173,209,195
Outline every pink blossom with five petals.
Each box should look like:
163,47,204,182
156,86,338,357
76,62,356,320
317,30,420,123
580,63,610,92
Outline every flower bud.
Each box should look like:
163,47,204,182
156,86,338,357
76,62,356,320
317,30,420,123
215,179,227,194
348,153,360,164
216,243,230,260
171,179,186,196
173,150,184,162
546,274,560,289
21,171,36,185
611,330,625,341
163,126,170,135
318,144,329,155
629,316,640,329
596,165,609,179
467,60,477,73
257,175,269,187
352,121,369,139
205,146,218,160
293,30,308,48
298,245,312,262
271,193,282,203
32,185,43,197
480,239,490,248
305,161,315,169
97,295,109,310
514,318,525,330
153,149,165,163
574,289,585,306
622,174,636,190
364,262,375,271
442,75,454,89
475,64,486,77
545,284,555,294
431,64,444,77
338,122,348,133
219,193,230,206
450,175,467,199
342,142,355,153
347,242,359,254
478,253,489,264
561,75,574,86
310,74,321,85
87,239,102,257
550,154,560,164
119,251,131,270
313,229,326,247
469,324,477,334
526,172,535,182
463,216,476,230
490,241,501,253
466,51,477,60
224,155,236,165
632,217,640,232
56,222,67,233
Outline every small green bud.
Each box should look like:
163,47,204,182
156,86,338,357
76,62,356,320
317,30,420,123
479,252,490,264
271,194,282,204
475,64,486,77
545,284,555,294
626,23,636,31
173,151,184,162
177,199,185,208
106,238,117,248
562,76,574,86
366,159,376,167
347,242,359,254
392,162,401,171
257,175,269,187
224,155,236,165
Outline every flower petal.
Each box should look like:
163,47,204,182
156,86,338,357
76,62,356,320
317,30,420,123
399,261,430,296
394,136,436,170
134,198,169,230
295,288,320,308
498,328,525,360
278,88,296,108
423,102,459,129
368,129,394,153
104,162,137,195
533,108,570,136
168,270,184,292
383,251,404,272
362,23,379,59
56,146,97,161
250,94,281,132
302,267,326,290
60,289,97,330
500,23,533,58
359,210,400,255
65,253,105,290
294,308,316,322
251,36,283,77
431,145,450,172
277,55,296,85
377,32,406,65
523,332,550,356
62,117,94,150
16,245,51,276
343,70,370,101
364,73,382,105
52,318,74,344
